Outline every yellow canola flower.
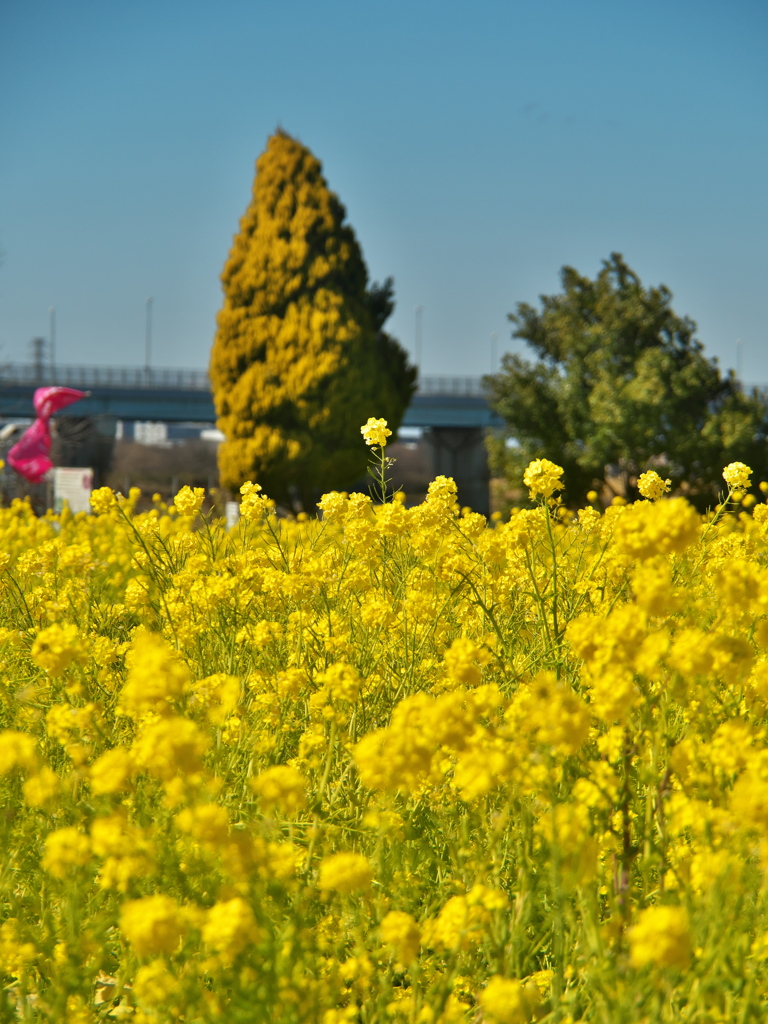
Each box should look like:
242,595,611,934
610,496,700,561
46,701,102,747
133,960,178,1008
360,417,391,447
22,766,59,807
631,558,679,616
637,470,671,501
0,920,37,979
380,911,421,965
506,671,590,755
89,747,134,795
131,716,208,781
536,802,598,885
31,622,84,676
0,730,38,775
89,486,118,514
523,458,564,500
352,692,439,793
480,975,543,1024
120,895,189,956
173,485,205,517
239,480,274,521
118,631,191,719
443,636,490,688
188,672,242,725
41,826,91,879
629,905,691,970
723,462,752,491
90,814,155,892
429,892,495,952
250,764,307,814
315,661,361,704
175,802,230,847
318,852,373,894
202,897,260,962
729,754,768,829
317,490,349,523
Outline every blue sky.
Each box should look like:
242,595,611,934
1,0,766,382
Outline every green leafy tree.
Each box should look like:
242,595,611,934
210,130,416,508
486,253,767,505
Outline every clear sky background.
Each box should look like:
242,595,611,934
1,0,766,383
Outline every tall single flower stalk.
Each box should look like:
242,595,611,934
361,417,394,504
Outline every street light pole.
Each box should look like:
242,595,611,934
415,306,423,372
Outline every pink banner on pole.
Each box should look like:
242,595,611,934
7,387,88,484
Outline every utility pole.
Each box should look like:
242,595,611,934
145,297,153,379
31,337,46,380
49,307,56,381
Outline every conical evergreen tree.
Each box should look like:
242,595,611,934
210,130,416,508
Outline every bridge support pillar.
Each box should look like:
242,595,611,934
425,427,490,517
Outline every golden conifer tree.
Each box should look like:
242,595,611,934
210,130,416,508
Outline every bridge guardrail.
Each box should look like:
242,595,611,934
0,364,212,390
0,365,491,397
415,376,487,396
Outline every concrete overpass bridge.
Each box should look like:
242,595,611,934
0,364,502,512
0,363,500,427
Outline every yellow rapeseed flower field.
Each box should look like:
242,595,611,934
1,433,768,1022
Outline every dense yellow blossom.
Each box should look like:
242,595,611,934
118,631,190,719
41,826,91,878
318,853,373,894
89,746,133,794
0,730,38,774
380,911,421,965
22,766,59,807
120,895,188,956
202,897,260,961
0,451,768,1020
480,976,542,1024
250,764,307,813
31,621,84,675
133,960,178,1008
628,905,691,970
130,716,208,781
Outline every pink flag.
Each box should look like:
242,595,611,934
7,387,88,484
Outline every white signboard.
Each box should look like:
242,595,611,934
54,468,94,514
225,501,240,530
